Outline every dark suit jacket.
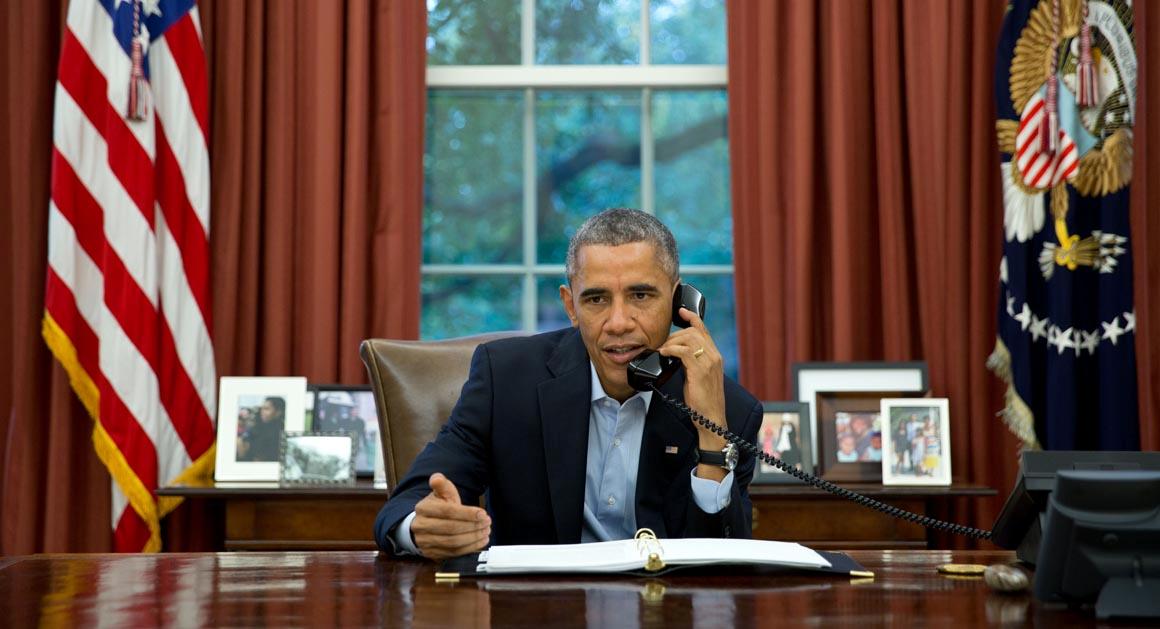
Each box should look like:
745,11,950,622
373,328,763,553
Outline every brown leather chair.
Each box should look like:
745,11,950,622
359,332,526,488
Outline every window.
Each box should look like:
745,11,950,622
422,0,737,377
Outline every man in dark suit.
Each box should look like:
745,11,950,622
375,208,762,558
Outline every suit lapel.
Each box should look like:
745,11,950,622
538,329,591,544
634,370,698,537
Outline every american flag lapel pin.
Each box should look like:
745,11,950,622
664,445,679,454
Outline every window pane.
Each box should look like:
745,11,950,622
653,90,731,264
427,0,521,65
425,91,524,264
536,90,642,263
421,275,523,338
680,273,738,380
537,0,640,65
650,0,726,64
536,275,571,332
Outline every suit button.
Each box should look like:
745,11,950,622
724,524,732,538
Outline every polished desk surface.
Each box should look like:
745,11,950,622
1,550,1101,627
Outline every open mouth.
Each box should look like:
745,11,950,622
603,344,646,365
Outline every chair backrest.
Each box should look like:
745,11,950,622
359,332,526,487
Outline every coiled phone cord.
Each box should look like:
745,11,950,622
650,386,993,541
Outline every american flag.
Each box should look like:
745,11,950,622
43,0,215,552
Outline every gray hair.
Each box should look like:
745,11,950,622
564,208,679,285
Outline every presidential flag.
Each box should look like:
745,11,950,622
43,0,215,552
989,0,1138,450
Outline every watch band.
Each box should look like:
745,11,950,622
697,448,727,467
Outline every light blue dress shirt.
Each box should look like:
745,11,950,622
581,363,733,541
392,362,734,553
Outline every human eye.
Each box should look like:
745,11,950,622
629,288,657,302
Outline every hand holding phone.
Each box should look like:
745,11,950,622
659,305,729,453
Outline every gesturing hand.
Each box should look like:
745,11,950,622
410,473,492,560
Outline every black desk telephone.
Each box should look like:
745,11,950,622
626,283,991,540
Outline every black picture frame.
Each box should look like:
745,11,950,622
751,401,813,484
309,384,379,478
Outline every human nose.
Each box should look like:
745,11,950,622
604,297,635,334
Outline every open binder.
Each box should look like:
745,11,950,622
437,529,873,579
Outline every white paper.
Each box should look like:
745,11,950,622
478,537,830,574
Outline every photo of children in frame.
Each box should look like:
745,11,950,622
881,398,952,486
832,412,883,463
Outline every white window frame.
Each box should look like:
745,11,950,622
423,0,731,334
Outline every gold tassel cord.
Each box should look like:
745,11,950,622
986,338,1043,450
996,119,1019,154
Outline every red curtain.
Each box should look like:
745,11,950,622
0,0,425,554
728,0,1160,547
1132,2,1160,451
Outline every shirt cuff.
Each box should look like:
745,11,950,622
390,511,420,556
688,468,733,513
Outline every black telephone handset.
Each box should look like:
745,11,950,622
626,283,705,391
627,284,992,541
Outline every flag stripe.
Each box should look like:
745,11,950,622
53,88,159,305
66,0,154,158
51,151,105,265
154,15,209,144
114,501,152,553
45,217,179,484
155,128,212,324
58,29,156,227
44,271,162,489
151,36,210,233
155,212,217,418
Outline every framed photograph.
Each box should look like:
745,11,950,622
280,432,356,486
214,376,308,482
880,398,952,486
815,391,922,482
310,385,380,477
752,401,813,484
792,361,928,464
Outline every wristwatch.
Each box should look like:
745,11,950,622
697,442,739,472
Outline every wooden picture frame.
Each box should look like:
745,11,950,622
815,390,923,482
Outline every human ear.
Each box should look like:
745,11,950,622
559,284,578,326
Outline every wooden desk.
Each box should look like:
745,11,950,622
750,483,996,549
160,482,993,552
0,550,1099,626
159,481,389,551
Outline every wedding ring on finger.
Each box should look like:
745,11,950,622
693,347,705,359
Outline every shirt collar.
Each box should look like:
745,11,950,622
589,361,653,409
